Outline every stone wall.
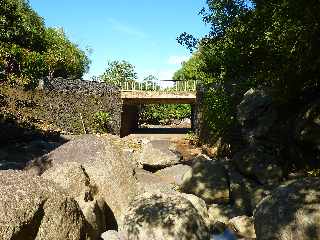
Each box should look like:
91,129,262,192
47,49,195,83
0,78,122,136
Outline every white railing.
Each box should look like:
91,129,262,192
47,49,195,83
120,80,198,92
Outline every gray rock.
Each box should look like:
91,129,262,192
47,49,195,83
0,170,87,240
122,192,210,240
134,168,177,194
30,134,138,227
181,160,229,204
155,164,192,186
135,140,182,168
254,177,320,240
42,162,108,239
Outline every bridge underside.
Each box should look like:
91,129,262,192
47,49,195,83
120,91,196,137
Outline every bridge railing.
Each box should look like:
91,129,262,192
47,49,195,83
120,80,198,92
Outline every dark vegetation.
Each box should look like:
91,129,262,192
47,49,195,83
175,0,320,172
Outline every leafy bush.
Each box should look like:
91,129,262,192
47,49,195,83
93,111,111,133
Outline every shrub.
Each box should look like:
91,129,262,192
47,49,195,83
93,111,111,133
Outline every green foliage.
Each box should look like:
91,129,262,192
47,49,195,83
0,0,46,51
202,86,235,139
177,0,320,142
101,60,137,85
44,28,90,79
0,0,90,87
173,52,212,83
93,111,111,133
140,104,191,125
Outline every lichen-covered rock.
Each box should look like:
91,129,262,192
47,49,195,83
31,134,138,226
254,177,320,240
0,170,87,240
122,192,210,240
135,140,182,168
155,164,192,186
181,160,229,204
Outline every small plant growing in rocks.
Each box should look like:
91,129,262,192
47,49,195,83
93,111,111,133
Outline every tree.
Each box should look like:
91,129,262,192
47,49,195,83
100,60,137,85
44,28,90,79
0,0,90,86
173,51,213,83
177,0,252,51
0,0,46,51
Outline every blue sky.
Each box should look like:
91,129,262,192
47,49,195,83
29,0,210,81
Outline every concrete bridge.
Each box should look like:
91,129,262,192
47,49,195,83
120,80,197,136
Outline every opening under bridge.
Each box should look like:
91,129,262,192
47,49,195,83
119,80,198,136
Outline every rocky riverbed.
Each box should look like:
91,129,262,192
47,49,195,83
0,132,319,240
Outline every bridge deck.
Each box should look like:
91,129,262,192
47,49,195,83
121,91,196,105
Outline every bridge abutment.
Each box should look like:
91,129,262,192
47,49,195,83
120,105,139,137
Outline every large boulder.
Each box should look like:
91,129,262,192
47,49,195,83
0,170,87,240
237,88,277,144
229,170,271,215
134,168,177,194
122,192,210,240
233,146,283,185
155,164,192,186
28,134,139,227
180,193,209,226
42,162,113,239
180,160,229,204
254,177,320,240
134,140,182,168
